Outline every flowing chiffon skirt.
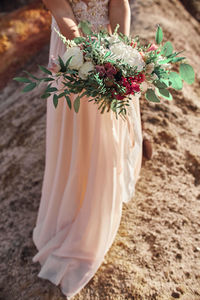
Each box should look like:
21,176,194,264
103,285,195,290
32,19,143,299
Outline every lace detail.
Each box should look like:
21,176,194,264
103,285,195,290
69,0,110,32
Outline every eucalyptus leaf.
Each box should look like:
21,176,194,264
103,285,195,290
180,63,195,84
160,78,171,87
169,72,183,90
153,80,168,89
161,41,173,57
156,88,173,100
155,26,163,44
145,88,161,103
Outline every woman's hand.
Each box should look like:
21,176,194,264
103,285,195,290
108,0,131,36
42,0,81,39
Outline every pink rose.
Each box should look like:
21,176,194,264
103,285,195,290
147,44,158,52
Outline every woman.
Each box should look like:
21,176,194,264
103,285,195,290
32,0,143,298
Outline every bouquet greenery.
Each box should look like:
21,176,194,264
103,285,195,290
14,22,195,119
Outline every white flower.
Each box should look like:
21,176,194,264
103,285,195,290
62,46,84,70
78,61,95,80
146,63,155,74
107,35,120,44
110,42,145,71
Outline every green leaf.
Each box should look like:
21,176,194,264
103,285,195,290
161,41,173,56
45,87,58,93
78,20,93,35
73,37,85,44
57,92,66,98
145,88,161,103
155,26,163,45
65,56,73,68
160,78,171,87
41,93,51,99
22,82,37,92
14,77,32,83
158,57,172,64
73,95,80,113
171,57,185,63
58,55,66,72
65,95,72,109
53,94,58,108
43,77,55,82
156,88,173,100
23,71,40,80
153,80,168,89
179,63,195,84
111,100,117,112
39,65,52,75
169,72,183,90
104,51,111,58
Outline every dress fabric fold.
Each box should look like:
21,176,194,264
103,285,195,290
32,14,143,299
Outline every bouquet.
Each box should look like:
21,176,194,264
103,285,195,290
14,21,195,119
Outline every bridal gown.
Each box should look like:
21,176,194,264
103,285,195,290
32,0,143,298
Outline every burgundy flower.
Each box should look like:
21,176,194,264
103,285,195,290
104,62,112,69
131,73,145,84
131,83,140,93
111,89,126,100
115,94,125,100
121,76,129,87
106,67,117,78
95,65,106,77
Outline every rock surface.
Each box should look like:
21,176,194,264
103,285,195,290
0,0,200,299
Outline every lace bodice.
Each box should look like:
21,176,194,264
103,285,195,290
68,0,110,32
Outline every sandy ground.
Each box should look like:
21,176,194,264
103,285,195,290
0,1,51,89
0,0,200,299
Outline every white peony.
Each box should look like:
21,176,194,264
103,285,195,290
62,46,84,70
78,61,95,80
110,42,145,71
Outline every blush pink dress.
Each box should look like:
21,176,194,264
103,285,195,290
32,0,143,298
